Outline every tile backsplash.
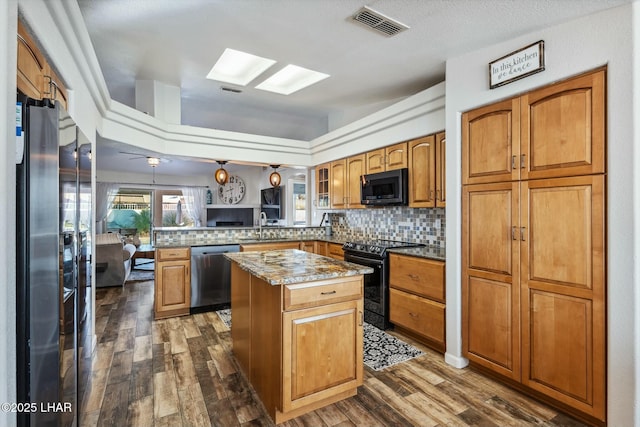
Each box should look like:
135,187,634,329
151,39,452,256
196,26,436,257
328,207,445,247
154,207,445,248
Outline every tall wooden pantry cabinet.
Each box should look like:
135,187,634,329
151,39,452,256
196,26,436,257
461,68,606,424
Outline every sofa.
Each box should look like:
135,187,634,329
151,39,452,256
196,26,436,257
95,233,137,287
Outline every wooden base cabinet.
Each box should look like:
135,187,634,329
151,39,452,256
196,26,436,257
231,263,363,424
462,175,606,422
389,254,446,352
154,247,190,319
282,299,363,414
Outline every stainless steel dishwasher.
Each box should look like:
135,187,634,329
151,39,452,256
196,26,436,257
190,245,240,311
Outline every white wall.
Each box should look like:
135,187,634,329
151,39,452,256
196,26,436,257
1,2,17,426
444,4,637,426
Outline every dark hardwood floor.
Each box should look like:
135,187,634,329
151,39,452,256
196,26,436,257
80,280,587,427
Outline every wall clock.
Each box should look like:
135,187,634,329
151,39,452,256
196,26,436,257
218,175,246,204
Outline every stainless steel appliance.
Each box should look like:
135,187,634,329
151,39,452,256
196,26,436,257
343,240,422,330
360,168,408,206
16,93,84,426
191,245,240,311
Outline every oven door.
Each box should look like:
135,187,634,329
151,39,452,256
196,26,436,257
344,252,388,329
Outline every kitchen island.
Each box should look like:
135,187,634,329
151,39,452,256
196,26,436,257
224,249,372,424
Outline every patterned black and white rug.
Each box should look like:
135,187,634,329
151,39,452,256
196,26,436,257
126,260,155,282
362,322,424,370
216,308,232,328
215,309,424,371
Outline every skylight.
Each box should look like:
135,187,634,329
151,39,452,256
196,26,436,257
255,65,330,95
206,48,276,86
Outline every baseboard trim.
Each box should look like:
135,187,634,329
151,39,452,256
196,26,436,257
444,352,469,369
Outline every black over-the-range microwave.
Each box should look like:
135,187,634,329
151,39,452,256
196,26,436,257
360,168,408,206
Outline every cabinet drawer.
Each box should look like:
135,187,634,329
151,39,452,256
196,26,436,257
389,254,445,302
390,288,445,346
284,277,362,311
156,247,190,261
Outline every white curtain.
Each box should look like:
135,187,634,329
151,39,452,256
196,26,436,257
181,186,206,227
96,182,119,233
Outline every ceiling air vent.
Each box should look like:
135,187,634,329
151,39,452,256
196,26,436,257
221,86,242,94
351,6,409,36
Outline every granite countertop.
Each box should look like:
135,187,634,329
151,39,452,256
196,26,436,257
154,236,345,249
387,245,446,261
155,238,445,261
224,249,373,285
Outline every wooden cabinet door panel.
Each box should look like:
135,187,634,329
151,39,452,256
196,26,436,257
327,243,344,260
521,70,605,180
282,300,363,412
366,149,385,174
436,132,446,207
386,142,408,170
463,275,520,380
390,288,445,346
463,182,519,276
299,241,316,253
521,175,605,421
17,21,46,100
522,176,605,292
462,98,520,184
408,135,436,207
526,291,591,400
346,154,365,208
315,163,330,209
463,182,520,380
156,261,189,310
315,241,328,256
330,160,347,208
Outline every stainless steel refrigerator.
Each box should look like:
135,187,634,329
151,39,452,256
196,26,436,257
16,93,80,427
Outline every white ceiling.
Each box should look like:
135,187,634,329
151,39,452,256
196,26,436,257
78,0,631,177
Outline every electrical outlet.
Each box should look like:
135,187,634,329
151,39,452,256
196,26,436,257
435,219,441,229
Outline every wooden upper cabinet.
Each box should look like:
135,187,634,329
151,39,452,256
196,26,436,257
462,97,520,185
330,159,347,209
17,21,46,100
408,135,436,207
385,142,408,171
44,66,69,111
315,163,331,209
408,132,445,208
436,132,446,207
463,69,605,185
521,69,605,180
17,20,69,110
366,142,408,174
365,149,385,174
346,154,365,209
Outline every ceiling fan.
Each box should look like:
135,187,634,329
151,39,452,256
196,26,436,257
119,151,170,167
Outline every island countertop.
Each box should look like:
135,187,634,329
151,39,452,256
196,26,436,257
224,249,373,285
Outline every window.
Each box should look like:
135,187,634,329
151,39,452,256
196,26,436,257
106,189,152,244
292,181,306,225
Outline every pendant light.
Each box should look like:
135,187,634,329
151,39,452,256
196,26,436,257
215,160,229,185
269,165,281,187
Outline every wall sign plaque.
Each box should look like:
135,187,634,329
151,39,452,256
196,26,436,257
489,40,545,89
